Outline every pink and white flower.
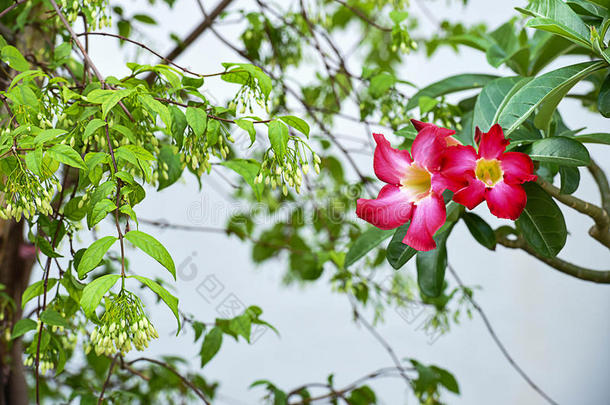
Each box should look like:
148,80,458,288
441,124,537,220
356,121,457,251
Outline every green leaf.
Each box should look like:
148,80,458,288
206,119,220,146
34,129,66,145
407,73,498,111
77,236,117,279
559,166,580,194
22,279,58,309
345,227,394,268
279,116,310,137
526,137,590,166
186,106,207,137
138,94,172,129
169,105,186,148
124,230,176,279
11,318,37,339
517,0,591,48
46,144,86,170
40,309,69,328
418,96,437,114
516,182,567,257
473,76,530,143
598,73,610,118
1,45,29,71
131,275,180,332
386,223,418,270
133,14,156,24
101,89,133,119
83,119,107,139
462,213,496,250
25,148,43,177
87,198,117,229
80,274,121,318
200,327,223,367
369,72,396,97
268,120,289,159
416,224,454,298
571,133,610,145
221,159,264,201
498,61,604,135
235,118,256,145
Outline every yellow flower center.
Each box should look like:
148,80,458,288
400,164,432,202
475,158,503,187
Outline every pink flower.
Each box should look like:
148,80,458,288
356,121,456,251
441,124,537,220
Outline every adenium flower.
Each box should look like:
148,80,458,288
356,120,458,251
441,124,537,220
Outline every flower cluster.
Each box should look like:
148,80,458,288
254,147,320,196
87,291,158,356
356,121,536,251
58,0,111,30
0,166,57,221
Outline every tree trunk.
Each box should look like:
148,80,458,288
0,220,34,405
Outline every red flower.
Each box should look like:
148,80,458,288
441,124,537,220
356,121,456,251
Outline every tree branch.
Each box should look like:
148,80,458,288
447,265,559,405
588,159,610,215
536,177,610,248
144,0,234,84
497,234,610,284
97,354,119,405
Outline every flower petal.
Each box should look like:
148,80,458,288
500,152,537,184
453,180,486,210
410,119,456,138
440,145,477,191
356,184,413,230
403,193,446,251
477,124,509,160
373,133,413,184
485,181,527,220
411,127,447,172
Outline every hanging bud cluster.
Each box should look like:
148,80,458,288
88,290,158,356
254,149,321,196
58,0,111,29
183,121,231,177
0,164,57,221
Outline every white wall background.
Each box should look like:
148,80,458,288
73,0,610,404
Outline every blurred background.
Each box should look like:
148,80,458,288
81,0,610,403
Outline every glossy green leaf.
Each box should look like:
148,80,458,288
345,227,394,268
517,0,591,48
235,118,256,145
598,73,610,118
516,182,567,257
416,228,452,298
157,145,183,190
498,61,604,135
462,213,496,250
131,275,180,332
101,89,133,119
407,73,498,111
526,137,590,166
473,76,530,142
34,129,66,145
80,274,121,318
77,236,117,279
559,166,580,194
386,223,417,269
571,133,610,144
124,230,176,279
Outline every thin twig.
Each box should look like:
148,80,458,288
127,357,211,404
447,265,559,405
331,0,392,32
98,354,119,404
0,0,28,19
